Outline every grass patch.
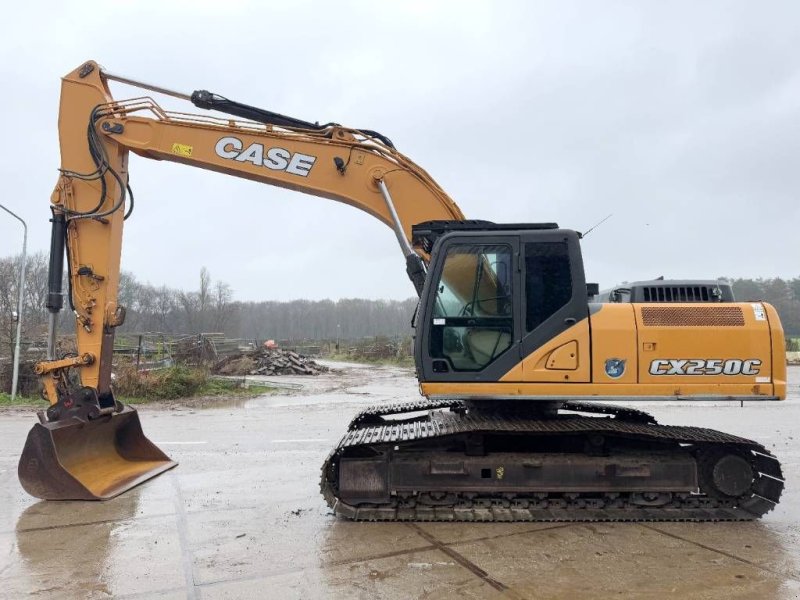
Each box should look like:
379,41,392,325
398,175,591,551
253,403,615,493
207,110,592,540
1,367,270,408
114,365,269,403
0,392,43,407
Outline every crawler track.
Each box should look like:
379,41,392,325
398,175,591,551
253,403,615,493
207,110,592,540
321,400,784,522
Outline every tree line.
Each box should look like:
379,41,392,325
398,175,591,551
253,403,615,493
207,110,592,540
117,266,417,340
727,278,800,337
0,254,418,354
0,251,798,357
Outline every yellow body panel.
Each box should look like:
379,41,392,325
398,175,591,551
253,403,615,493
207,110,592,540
635,303,772,385
765,303,787,398
589,304,638,384
500,320,590,383
425,302,784,400
421,381,777,399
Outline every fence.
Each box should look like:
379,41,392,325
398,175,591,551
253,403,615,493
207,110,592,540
113,333,328,369
1,332,414,394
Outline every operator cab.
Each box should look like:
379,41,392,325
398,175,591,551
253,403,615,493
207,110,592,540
413,221,588,382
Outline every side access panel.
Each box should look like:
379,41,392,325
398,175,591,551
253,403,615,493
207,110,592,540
635,303,774,388
588,303,638,384
502,319,591,383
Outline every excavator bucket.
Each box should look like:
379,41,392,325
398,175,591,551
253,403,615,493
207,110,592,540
18,405,176,500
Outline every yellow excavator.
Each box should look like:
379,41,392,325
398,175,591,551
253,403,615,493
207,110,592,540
18,61,785,521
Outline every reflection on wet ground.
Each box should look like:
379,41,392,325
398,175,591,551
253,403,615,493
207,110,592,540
1,365,798,599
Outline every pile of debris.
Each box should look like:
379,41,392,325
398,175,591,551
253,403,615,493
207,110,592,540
172,335,219,365
213,348,328,376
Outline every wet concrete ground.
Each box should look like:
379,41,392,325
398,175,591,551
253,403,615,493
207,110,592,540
1,364,798,599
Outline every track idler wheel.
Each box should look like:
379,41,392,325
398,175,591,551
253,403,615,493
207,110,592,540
698,448,755,499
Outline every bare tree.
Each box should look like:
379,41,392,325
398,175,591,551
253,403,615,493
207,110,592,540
177,290,200,333
212,280,233,332
198,267,211,331
0,257,17,357
153,285,176,332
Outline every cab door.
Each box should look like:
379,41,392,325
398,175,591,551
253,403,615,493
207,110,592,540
416,235,523,382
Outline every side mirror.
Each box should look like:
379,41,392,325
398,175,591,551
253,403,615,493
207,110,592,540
586,283,599,298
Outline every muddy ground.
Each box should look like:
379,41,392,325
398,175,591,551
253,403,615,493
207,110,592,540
1,363,798,599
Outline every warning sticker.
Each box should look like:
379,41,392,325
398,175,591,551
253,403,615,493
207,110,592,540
751,303,766,321
171,143,193,157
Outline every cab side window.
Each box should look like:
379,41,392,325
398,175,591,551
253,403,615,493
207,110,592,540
525,242,572,331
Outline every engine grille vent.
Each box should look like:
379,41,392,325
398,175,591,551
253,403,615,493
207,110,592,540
641,306,745,327
641,285,718,302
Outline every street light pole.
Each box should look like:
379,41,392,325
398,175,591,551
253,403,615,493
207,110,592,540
0,203,27,401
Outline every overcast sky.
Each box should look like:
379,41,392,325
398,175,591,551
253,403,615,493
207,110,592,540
0,1,798,301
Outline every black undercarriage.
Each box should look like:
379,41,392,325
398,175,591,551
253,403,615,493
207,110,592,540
320,400,784,522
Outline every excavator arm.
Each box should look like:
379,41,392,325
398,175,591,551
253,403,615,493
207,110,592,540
49,61,464,397
19,60,464,500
